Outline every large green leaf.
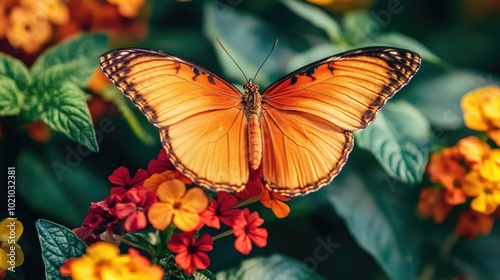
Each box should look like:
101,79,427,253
0,54,30,115
405,69,500,130
16,148,108,226
355,101,431,185
37,79,97,152
30,33,108,88
327,170,419,280
451,228,500,280
36,219,87,280
203,1,295,86
216,254,325,280
280,0,342,44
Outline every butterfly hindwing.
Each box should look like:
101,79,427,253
261,47,421,195
100,49,249,191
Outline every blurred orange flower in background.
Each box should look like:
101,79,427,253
455,209,494,239
417,188,453,223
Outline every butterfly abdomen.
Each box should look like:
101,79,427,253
248,113,262,170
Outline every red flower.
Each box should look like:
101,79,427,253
147,149,175,174
455,209,494,239
233,208,268,254
73,200,117,245
236,168,263,200
200,192,242,228
110,187,156,232
168,232,213,275
108,167,149,203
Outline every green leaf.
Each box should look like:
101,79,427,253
36,219,87,280
17,148,108,226
0,78,24,116
0,54,30,115
31,33,108,88
0,53,31,90
452,228,500,280
342,11,378,47
203,1,295,86
194,270,217,280
355,101,431,185
327,170,419,280
216,254,326,280
32,76,97,151
374,33,446,67
280,0,342,44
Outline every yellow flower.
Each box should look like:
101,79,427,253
21,0,69,25
461,85,500,145
107,0,145,18
479,149,500,182
0,219,24,271
60,242,163,280
463,171,500,214
457,136,490,170
6,5,52,53
143,170,192,192
148,179,208,232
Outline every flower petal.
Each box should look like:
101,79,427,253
157,179,186,203
147,202,174,230
173,209,200,232
182,187,209,213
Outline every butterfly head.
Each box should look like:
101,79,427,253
243,80,262,113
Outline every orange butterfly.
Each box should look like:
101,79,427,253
99,46,420,196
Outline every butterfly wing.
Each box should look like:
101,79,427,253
261,47,421,196
100,49,248,191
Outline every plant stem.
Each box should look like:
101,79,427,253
212,229,234,241
417,231,460,280
235,196,260,208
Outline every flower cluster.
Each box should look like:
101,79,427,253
418,86,500,239
0,0,146,55
60,242,164,280
69,148,292,277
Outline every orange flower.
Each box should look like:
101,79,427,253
456,136,490,170
147,179,208,231
21,0,70,25
307,0,373,13
478,149,500,182
417,188,453,223
260,188,292,218
426,152,466,191
463,171,500,214
143,170,192,192
461,85,500,145
6,5,52,53
455,209,494,239
60,242,164,280
107,0,145,18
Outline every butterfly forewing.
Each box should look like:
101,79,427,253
100,49,249,191
261,47,421,195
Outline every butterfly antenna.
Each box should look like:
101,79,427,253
253,39,278,82
216,37,248,82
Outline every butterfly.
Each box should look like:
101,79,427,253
99,46,421,196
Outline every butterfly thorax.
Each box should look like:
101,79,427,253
243,80,263,170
